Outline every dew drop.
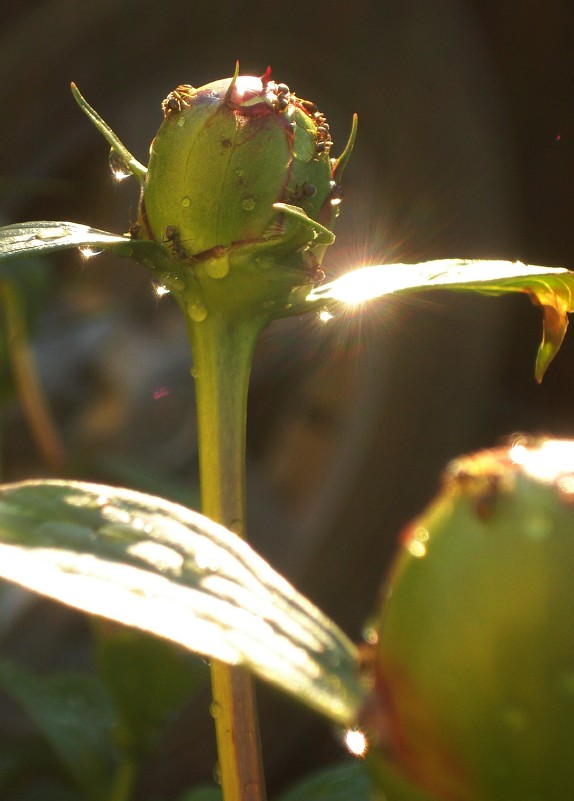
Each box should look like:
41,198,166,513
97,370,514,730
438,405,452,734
36,227,70,240
187,300,208,322
362,626,379,645
209,701,221,719
235,168,244,177
177,116,186,127
242,197,256,211
206,256,230,279
181,196,191,207
190,365,199,379
407,539,427,558
212,762,222,785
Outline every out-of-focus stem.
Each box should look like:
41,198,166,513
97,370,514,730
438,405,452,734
187,311,267,801
0,281,66,472
108,755,137,801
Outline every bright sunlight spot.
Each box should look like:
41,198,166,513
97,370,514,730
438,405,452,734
344,728,368,757
111,168,131,182
510,439,574,484
154,284,171,297
306,258,568,310
318,265,407,306
79,247,100,259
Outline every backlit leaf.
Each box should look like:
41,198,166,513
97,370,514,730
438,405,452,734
0,480,365,726
0,221,131,260
307,259,574,380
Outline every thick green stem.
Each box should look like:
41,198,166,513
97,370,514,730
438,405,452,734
187,311,267,801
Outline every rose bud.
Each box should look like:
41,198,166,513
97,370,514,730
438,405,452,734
136,67,356,317
366,438,574,801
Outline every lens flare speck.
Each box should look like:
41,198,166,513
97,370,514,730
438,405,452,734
344,728,368,757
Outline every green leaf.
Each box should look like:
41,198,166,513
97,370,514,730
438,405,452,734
70,83,147,181
307,259,574,381
276,761,373,801
95,626,207,758
0,221,131,261
0,480,364,726
0,221,189,287
272,203,336,245
0,662,117,801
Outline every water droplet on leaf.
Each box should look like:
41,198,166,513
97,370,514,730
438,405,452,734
36,227,70,240
242,197,256,211
181,196,191,207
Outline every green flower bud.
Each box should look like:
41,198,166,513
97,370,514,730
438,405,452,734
367,438,574,801
135,68,356,317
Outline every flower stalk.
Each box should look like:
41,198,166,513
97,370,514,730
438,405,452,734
187,312,267,801
69,70,356,801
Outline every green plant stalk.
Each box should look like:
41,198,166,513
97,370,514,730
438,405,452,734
109,756,137,801
0,280,66,472
186,310,267,801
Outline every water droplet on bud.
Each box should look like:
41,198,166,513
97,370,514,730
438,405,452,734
187,300,208,321
36,227,70,240
206,256,230,279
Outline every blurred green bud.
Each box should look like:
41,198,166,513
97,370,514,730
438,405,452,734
366,438,574,801
135,68,356,315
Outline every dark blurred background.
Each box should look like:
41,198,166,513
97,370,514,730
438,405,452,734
1,0,574,797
